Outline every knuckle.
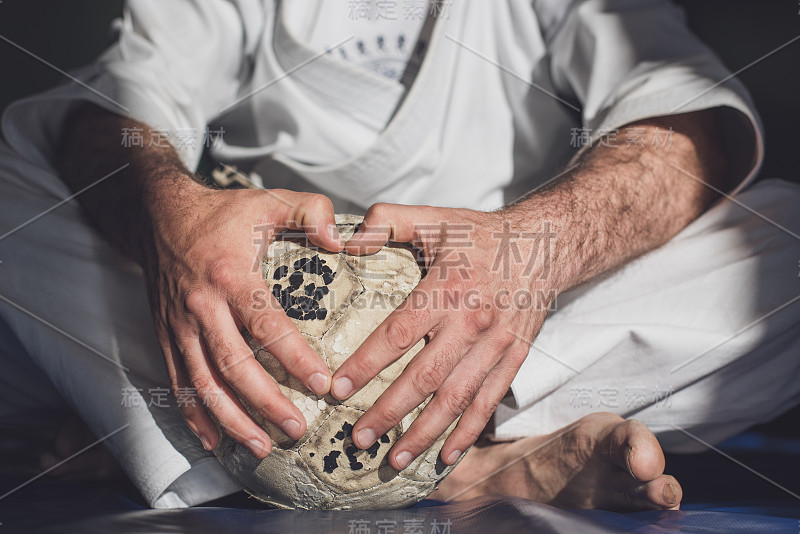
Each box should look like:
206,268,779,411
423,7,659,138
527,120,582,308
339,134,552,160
215,349,251,382
508,344,530,366
215,350,241,375
366,202,390,221
495,330,517,350
308,194,333,213
455,418,484,445
397,298,429,324
207,260,238,290
249,313,282,344
192,374,218,399
374,403,404,429
172,336,196,362
408,425,440,452
476,395,501,422
464,307,494,333
443,388,474,417
487,331,516,354
385,318,418,354
410,364,446,398
441,274,465,293
183,289,211,315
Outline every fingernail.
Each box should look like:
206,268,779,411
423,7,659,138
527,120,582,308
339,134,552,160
248,439,267,457
446,449,462,465
282,419,303,439
332,377,353,399
395,451,414,470
308,372,330,394
187,421,212,450
356,428,376,448
662,483,677,505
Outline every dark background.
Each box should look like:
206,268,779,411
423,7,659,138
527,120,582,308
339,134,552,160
0,1,798,183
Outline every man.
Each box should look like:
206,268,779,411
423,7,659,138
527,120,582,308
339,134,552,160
1,0,798,510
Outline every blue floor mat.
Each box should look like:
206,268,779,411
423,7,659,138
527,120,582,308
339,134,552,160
1,480,798,533
1,431,799,533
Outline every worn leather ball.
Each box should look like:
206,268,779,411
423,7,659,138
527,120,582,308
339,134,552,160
213,214,460,509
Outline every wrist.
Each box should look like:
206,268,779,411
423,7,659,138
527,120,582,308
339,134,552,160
495,200,578,299
133,171,209,265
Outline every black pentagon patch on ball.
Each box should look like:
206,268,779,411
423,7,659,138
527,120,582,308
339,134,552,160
322,450,342,474
271,254,335,320
321,421,391,474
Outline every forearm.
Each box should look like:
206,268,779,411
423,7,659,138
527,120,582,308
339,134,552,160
56,103,204,262
508,109,728,293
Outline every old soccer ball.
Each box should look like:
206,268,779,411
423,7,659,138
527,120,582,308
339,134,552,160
213,214,461,509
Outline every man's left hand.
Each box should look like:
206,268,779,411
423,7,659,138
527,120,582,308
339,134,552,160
332,204,557,470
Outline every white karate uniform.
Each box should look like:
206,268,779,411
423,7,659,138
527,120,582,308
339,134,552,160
1,0,799,508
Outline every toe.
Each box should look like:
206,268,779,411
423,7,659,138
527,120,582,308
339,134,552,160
604,419,665,482
630,474,682,510
604,472,683,511
658,476,683,510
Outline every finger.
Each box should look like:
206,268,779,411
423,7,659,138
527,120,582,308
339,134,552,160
195,303,308,441
230,282,332,396
344,202,432,254
439,345,526,465
158,325,219,450
387,338,513,471
349,328,470,449
280,191,343,252
331,275,440,401
175,328,273,458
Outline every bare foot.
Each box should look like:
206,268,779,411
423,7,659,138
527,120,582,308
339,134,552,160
39,414,122,481
431,412,682,511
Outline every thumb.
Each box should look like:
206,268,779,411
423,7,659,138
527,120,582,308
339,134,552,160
280,192,343,252
345,203,435,255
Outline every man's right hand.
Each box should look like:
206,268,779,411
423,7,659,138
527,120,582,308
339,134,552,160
57,105,343,459
140,180,343,457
